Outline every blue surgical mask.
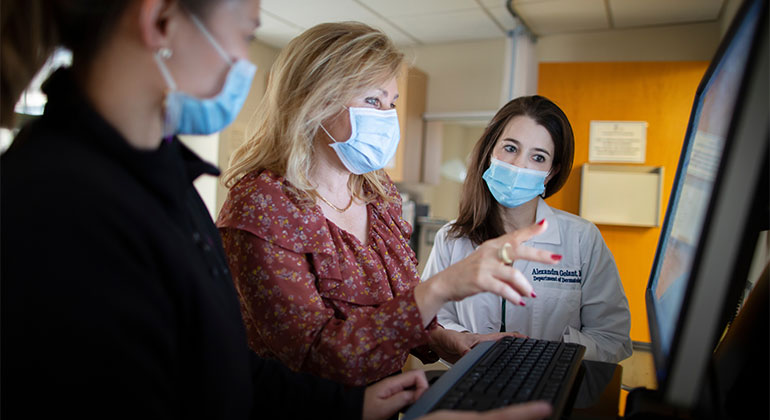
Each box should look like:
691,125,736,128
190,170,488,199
321,107,400,175
153,14,257,138
483,157,549,208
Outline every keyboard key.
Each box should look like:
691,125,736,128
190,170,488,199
457,399,476,410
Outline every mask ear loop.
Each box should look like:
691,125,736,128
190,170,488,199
319,124,338,143
541,168,554,198
154,48,177,90
319,105,352,144
153,48,178,142
189,14,233,65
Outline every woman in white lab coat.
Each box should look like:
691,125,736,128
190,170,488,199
422,95,633,363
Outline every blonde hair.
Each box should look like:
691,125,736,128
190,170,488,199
223,21,404,204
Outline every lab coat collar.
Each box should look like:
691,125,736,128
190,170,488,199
531,197,561,245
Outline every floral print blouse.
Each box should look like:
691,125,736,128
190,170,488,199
216,170,432,386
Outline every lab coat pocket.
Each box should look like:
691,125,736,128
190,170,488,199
531,284,582,341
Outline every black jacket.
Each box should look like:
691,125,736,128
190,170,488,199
0,69,364,419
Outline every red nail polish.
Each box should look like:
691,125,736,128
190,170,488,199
520,300,526,306
551,254,562,261
531,291,537,298
537,219,545,226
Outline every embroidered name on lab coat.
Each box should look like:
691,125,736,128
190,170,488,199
531,268,582,283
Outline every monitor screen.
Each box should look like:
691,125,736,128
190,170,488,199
648,0,762,358
645,0,768,411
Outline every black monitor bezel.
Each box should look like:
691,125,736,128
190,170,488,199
645,0,768,409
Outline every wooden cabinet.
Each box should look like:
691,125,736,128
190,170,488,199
386,64,427,183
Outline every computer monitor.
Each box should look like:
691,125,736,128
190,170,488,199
645,0,768,413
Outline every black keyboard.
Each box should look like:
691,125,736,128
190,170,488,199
403,337,585,420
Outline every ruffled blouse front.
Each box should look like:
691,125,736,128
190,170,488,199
216,170,431,386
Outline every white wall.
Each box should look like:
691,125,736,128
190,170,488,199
403,38,508,114
536,22,721,63
179,134,219,220
720,0,745,36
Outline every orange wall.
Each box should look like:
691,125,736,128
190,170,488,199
538,62,709,342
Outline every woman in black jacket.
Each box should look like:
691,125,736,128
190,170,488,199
0,1,551,419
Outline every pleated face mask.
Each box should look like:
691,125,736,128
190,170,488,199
321,107,400,175
153,14,257,139
482,157,549,208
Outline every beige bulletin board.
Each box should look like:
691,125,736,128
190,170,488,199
579,164,664,227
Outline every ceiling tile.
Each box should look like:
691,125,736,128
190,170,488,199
396,9,506,44
360,16,420,46
513,0,559,4
512,0,608,35
260,0,417,46
479,0,511,8
357,0,478,17
253,0,724,48
255,10,304,49
487,5,518,31
261,0,374,27
609,0,724,28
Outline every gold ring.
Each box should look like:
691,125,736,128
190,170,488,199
498,243,514,265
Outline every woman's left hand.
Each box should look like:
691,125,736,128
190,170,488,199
414,220,558,326
362,370,429,420
428,328,527,363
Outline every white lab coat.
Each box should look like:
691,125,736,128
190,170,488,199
421,198,633,363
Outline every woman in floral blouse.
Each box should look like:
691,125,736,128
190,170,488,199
217,22,560,387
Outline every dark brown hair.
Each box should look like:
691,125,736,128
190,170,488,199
449,95,575,245
0,0,219,128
